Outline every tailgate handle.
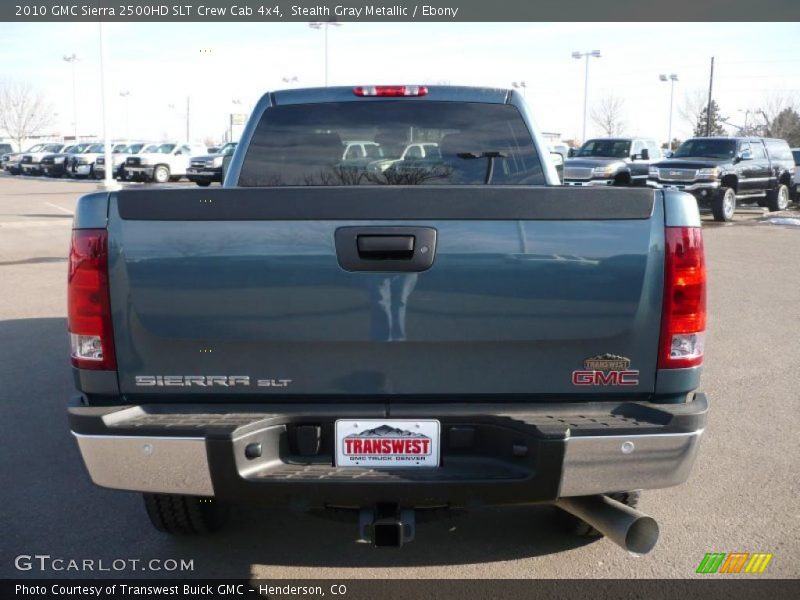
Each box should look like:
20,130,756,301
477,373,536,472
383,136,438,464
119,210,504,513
357,235,415,259
335,227,437,272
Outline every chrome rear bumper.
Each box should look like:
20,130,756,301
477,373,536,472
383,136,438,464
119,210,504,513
560,429,703,496
73,433,214,496
71,396,706,502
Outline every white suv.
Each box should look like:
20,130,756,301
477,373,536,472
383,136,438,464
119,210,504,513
124,142,208,183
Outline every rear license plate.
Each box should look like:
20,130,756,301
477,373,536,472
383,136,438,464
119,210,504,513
335,419,440,468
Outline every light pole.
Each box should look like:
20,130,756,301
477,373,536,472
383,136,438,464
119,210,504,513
97,24,119,191
512,81,527,98
572,50,601,143
62,53,79,139
659,73,679,151
309,22,341,86
738,108,751,134
229,98,243,142
119,91,131,138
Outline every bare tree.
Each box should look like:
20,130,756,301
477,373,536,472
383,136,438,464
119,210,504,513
590,95,626,137
678,89,709,131
0,80,55,151
753,94,800,139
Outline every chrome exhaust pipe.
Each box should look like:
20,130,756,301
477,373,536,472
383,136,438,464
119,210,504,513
556,495,659,555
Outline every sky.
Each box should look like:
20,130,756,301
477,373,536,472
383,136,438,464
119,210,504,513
0,21,799,145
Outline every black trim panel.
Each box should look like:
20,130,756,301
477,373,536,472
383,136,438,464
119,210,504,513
67,393,707,439
115,186,656,221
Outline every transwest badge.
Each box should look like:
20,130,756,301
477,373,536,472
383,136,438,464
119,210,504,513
572,353,640,386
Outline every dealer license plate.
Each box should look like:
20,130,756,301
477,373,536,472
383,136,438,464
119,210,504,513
335,419,440,468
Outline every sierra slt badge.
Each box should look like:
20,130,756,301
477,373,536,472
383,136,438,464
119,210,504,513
571,353,639,386
335,420,441,468
134,375,292,388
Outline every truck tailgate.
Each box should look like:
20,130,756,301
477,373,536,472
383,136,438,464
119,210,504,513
108,186,664,397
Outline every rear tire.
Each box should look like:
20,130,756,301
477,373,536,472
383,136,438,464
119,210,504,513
143,493,228,535
195,180,211,187
712,187,736,222
766,184,790,212
556,491,641,537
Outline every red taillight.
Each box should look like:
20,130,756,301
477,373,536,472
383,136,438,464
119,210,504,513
353,85,428,97
68,229,116,370
658,226,706,369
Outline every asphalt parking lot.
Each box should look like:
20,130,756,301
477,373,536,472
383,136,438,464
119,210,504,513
0,175,798,580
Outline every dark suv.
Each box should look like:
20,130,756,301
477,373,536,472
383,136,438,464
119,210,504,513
563,138,662,186
648,137,795,221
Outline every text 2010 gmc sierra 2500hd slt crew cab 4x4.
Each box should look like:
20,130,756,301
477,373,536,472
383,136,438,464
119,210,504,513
67,86,708,554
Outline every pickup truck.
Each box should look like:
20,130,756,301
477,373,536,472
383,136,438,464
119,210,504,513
186,142,237,186
563,138,662,187
67,86,708,555
4,143,47,174
648,136,795,221
367,142,441,173
67,143,131,179
20,143,67,175
95,141,153,180
124,142,208,183
40,144,91,177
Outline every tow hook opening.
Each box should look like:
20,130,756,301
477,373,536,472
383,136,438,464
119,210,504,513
359,504,416,548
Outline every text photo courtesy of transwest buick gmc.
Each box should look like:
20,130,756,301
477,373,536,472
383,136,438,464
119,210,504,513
67,85,707,553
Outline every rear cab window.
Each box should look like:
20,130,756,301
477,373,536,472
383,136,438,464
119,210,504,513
238,101,543,186
749,140,767,160
645,140,661,160
576,139,632,159
764,139,793,162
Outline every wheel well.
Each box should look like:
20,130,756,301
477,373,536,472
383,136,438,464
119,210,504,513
614,171,631,184
721,174,738,191
779,172,791,186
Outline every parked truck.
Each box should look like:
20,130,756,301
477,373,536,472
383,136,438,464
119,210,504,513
67,86,708,554
648,137,795,221
563,138,662,187
20,143,67,175
123,142,208,183
95,141,154,180
186,142,237,186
